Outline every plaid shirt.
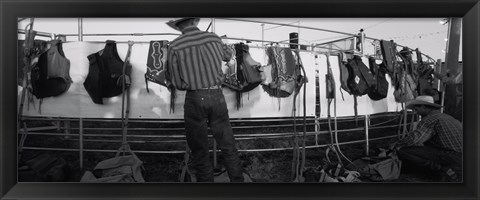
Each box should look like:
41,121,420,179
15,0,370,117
399,110,463,152
166,27,232,90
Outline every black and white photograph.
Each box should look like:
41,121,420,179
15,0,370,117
17,17,463,183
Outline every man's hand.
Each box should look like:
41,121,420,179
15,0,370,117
389,142,400,151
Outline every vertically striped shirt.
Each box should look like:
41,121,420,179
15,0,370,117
166,27,232,90
399,110,463,152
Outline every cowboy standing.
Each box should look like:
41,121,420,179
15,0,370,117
165,18,244,182
391,95,463,181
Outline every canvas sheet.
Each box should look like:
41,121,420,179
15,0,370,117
19,42,317,119
19,42,404,119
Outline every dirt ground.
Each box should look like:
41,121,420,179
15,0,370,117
18,114,458,183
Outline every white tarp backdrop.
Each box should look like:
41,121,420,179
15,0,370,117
19,42,318,119
19,41,403,119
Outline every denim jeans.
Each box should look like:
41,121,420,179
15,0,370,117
397,146,462,175
184,88,244,182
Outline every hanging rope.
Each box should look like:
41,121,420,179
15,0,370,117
291,54,301,181
300,58,308,175
325,52,355,167
118,41,134,156
292,50,309,182
333,85,356,167
325,53,342,164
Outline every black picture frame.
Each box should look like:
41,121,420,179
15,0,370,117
1,0,479,199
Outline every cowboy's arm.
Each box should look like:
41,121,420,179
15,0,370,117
166,46,182,89
393,123,435,149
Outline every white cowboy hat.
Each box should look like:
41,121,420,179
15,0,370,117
406,95,442,109
166,18,198,31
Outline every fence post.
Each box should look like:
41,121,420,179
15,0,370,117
79,118,84,169
365,114,370,156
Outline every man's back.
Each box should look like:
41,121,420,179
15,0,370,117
167,27,230,91
423,112,463,152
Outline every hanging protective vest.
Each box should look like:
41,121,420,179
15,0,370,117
30,40,72,99
379,40,397,81
235,43,263,92
416,64,439,99
222,44,243,91
367,57,389,101
262,46,300,98
345,55,376,96
145,40,169,92
83,40,132,104
337,52,352,98
344,55,376,124
399,47,416,77
393,49,417,103
222,43,262,109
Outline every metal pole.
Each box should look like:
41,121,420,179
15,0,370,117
315,119,319,146
64,120,71,139
315,70,320,146
78,18,83,41
17,29,52,38
79,118,84,169
261,24,264,46
55,120,61,132
353,37,357,53
441,17,461,114
365,114,369,156
212,18,215,34
213,139,217,169
361,29,365,56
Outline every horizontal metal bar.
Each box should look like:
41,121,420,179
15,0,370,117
70,139,186,144
314,36,355,47
61,33,180,37
219,18,357,37
24,126,58,132
20,123,404,144
18,132,75,137
58,123,317,131
21,134,397,154
17,29,53,38
22,147,186,154
21,112,400,123
18,18,28,22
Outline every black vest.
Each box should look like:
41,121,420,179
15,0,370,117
84,40,131,104
30,40,72,99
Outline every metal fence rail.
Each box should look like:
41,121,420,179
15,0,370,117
19,112,410,169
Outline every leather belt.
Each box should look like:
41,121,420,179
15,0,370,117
198,85,221,90
187,85,222,92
